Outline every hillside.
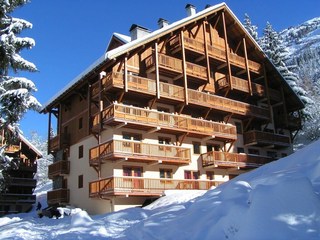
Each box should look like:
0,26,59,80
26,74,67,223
281,17,320,84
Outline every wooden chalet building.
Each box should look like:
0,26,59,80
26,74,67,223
0,129,42,216
41,3,304,214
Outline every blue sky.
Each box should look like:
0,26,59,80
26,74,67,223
14,0,320,139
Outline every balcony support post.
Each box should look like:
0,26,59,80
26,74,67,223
263,64,273,128
221,11,233,90
180,30,189,105
47,111,52,154
203,21,214,93
124,57,128,92
154,42,160,99
243,37,252,95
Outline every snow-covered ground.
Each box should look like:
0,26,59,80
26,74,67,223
1,140,320,239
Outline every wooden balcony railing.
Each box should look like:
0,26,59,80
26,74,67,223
89,176,223,197
10,178,37,187
48,160,70,179
217,76,265,97
0,193,36,203
243,130,291,148
90,71,269,121
89,139,191,166
201,151,273,168
188,89,270,120
0,144,20,153
49,135,59,152
145,53,208,81
92,103,237,140
169,35,261,74
47,188,70,205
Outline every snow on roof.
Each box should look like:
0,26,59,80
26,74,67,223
7,125,43,157
41,2,273,111
18,132,43,157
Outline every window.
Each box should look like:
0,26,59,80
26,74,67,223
159,137,171,145
235,122,242,134
207,144,220,152
78,175,83,188
206,171,215,180
184,170,199,179
248,148,259,155
78,145,84,158
159,137,171,151
160,169,173,179
193,142,201,154
267,151,277,159
78,117,83,130
237,147,245,153
122,132,142,141
123,166,143,177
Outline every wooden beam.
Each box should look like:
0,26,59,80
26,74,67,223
47,111,52,154
124,57,128,92
88,84,92,136
180,30,188,105
280,86,289,128
154,43,160,99
243,37,252,95
263,64,273,126
178,132,188,146
203,21,214,93
221,11,233,90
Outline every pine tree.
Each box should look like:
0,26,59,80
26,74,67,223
0,0,41,190
243,14,259,42
29,131,53,187
260,22,313,120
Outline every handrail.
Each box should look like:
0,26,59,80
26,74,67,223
89,139,191,165
89,176,223,196
201,151,273,168
92,103,237,140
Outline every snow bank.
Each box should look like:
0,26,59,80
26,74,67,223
1,140,320,239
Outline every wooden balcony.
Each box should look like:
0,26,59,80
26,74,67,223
92,103,237,141
145,53,208,81
0,144,20,153
47,188,70,205
89,139,191,166
169,35,261,74
217,76,265,97
18,159,37,172
49,135,59,152
89,176,222,197
9,178,37,187
48,160,70,179
201,151,274,169
244,130,291,148
188,89,270,120
0,193,36,204
90,71,269,121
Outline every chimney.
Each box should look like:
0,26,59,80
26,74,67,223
185,4,196,16
158,18,169,29
129,24,151,41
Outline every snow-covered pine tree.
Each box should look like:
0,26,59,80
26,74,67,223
243,13,259,42
0,0,41,190
260,22,313,120
29,131,52,187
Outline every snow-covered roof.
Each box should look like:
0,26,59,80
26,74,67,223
7,125,43,157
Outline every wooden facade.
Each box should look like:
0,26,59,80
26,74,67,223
42,3,304,213
0,129,42,216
